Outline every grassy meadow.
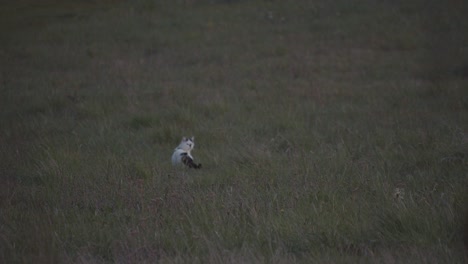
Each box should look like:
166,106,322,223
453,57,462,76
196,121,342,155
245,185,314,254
1,0,468,262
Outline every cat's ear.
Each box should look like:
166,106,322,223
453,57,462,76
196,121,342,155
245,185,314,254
182,136,187,141
190,136,195,141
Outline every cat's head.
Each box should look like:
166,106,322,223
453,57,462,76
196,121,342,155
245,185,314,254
177,136,195,151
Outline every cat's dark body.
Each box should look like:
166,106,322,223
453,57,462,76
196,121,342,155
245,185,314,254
181,153,202,169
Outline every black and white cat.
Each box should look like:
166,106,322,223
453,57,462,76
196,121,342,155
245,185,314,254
171,136,201,169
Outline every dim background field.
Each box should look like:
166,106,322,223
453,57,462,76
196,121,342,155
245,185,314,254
1,0,467,263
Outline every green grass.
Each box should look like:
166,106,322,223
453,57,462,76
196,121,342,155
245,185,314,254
1,0,468,263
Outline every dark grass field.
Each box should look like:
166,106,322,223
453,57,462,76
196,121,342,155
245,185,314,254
1,0,468,263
